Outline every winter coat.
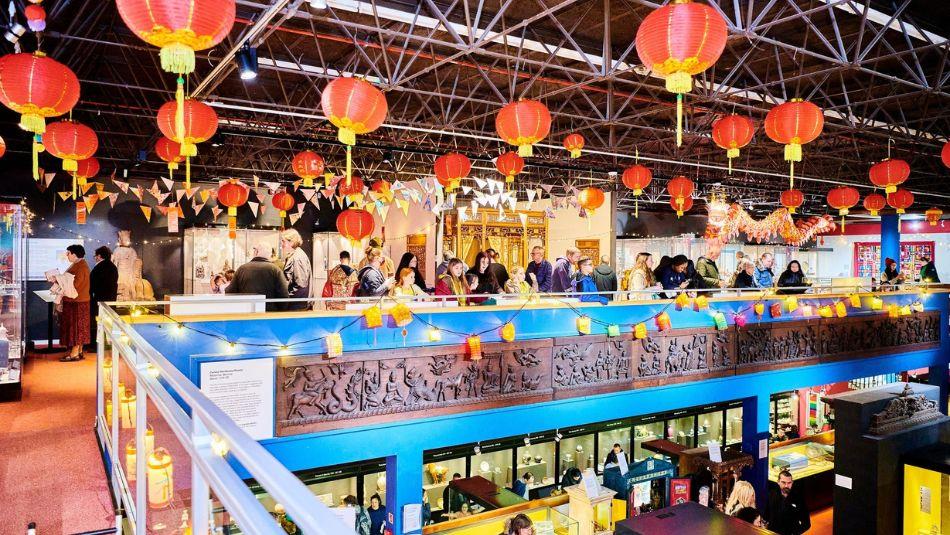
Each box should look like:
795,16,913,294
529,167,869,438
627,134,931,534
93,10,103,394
695,257,722,289
572,274,609,304
755,266,775,288
592,263,618,300
551,257,574,293
357,266,388,297
526,259,554,292
226,257,289,311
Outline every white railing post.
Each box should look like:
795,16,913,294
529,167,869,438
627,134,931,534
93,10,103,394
134,353,148,535
192,415,211,535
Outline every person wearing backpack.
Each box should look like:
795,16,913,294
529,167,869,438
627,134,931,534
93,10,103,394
323,250,358,310
343,495,371,535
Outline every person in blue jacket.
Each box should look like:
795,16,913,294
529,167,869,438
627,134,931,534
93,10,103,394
572,256,609,304
660,255,690,299
367,493,387,535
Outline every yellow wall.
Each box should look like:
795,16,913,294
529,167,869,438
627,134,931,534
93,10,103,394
904,464,943,534
535,193,614,266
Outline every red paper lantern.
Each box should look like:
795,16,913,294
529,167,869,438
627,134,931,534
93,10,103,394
371,179,391,194
217,180,249,239
155,137,185,180
0,136,6,159
863,193,886,216
292,150,325,188
434,153,471,192
116,0,235,75
337,175,365,198
495,99,551,157
925,207,943,227
156,98,218,189
780,189,804,214
764,99,824,187
44,121,98,177
73,157,100,185
827,186,860,231
622,164,652,218
670,195,694,217
577,187,605,211
635,0,727,146
886,188,914,214
563,133,585,159
667,176,694,215
942,142,950,169
321,77,388,186
272,190,295,228
869,158,910,194
495,151,524,184
336,208,375,245
25,4,45,32
711,114,754,172
0,52,80,134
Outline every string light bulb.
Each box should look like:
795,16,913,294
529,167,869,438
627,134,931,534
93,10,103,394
210,433,229,457
427,328,442,342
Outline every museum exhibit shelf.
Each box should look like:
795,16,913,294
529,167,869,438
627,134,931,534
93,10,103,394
0,202,25,401
768,430,835,510
422,495,578,535
183,227,280,294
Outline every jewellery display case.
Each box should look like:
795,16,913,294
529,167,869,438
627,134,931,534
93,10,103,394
767,431,835,511
183,227,280,294
769,391,799,439
0,203,25,401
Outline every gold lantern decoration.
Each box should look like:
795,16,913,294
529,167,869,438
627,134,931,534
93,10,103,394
576,316,592,335
363,306,383,329
390,303,413,327
834,302,847,318
326,333,343,359
634,323,648,339
655,312,672,331
500,323,516,342
848,294,862,308
147,447,174,509
467,336,482,361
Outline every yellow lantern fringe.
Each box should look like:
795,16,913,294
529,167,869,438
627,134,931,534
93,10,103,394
160,43,196,75
569,148,581,158
518,144,533,157
21,113,45,134
63,158,77,172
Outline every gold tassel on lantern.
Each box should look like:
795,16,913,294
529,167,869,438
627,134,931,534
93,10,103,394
32,135,44,181
227,206,237,239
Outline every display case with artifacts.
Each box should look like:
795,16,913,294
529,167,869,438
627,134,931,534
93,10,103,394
183,228,280,294
425,500,578,535
633,419,664,462
767,430,835,510
769,391,799,439
602,457,675,518
559,431,595,474
443,209,547,273
597,421,632,474
667,413,696,448
0,203,25,400
514,440,556,493
423,456,466,513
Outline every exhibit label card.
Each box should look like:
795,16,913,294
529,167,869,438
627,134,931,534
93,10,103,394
617,451,629,475
708,441,722,463
200,358,275,440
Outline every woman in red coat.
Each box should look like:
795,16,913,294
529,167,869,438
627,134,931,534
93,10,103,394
60,244,91,362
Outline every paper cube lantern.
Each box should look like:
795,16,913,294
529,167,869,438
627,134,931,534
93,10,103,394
886,304,899,318
770,303,783,318
467,336,482,360
325,333,343,359
363,306,383,329
428,328,442,342
577,316,592,335
818,306,834,318
674,293,690,310
849,294,862,308
870,297,884,310
911,301,925,313
712,312,728,331
634,323,648,339
733,314,747,328
390,303,413,327
785,296,799,312
655,312,672,331
693,295,709,310
900,305,912,316
754,303,765,316
607,324,620,337
834,302,847,318
501,323,516,342
800,304,813,317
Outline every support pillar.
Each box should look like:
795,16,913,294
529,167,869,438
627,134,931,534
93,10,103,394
741,395,771,510
929,365,949,415
386,450,423,535
880,214,900,274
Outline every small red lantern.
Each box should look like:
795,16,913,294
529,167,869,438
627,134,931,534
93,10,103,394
0,136,5,159
25,4,46,32
495,151,524,184
622,164,652,217
73,157,100,189
863,193,886,216
636,0,727,147
321,77,388,186
156,98,218,189
337,175,365,198
780,189,804,214
886,188,914,214
869,158,910,194
292,150,325,188
942,142,950,169
495,99,551,157
669,195,693,217
272,190,296,228
434,153,471,192
371,179,392,194
925,207,943,227
563,133,585,158
217,180,249,239
667,176,694,215
577,187,605,212
764,99,824,187
827,186,860,231
711,114,755,173
155,137,185,181
336,208,375,246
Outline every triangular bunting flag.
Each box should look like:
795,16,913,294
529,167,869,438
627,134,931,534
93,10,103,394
81,182,95,195
155,205,169,216
200,189,211,203
474,178,487,190
132,187,144,201
113,179,129,193
211,206,223,221
83,194,99,213
526,189,537,203
292,179,302,190
457,206,469,221
108,192,119,207
377,203,390,221
461,186,472,195
176,189,187,201
519,213,528,228
192,201,205,214
296,202,306,214
140,205,152,222
248,201,260,217
58,191,71,201
540,184,554,194
161,177,174,190
44,172,56,186
289,213,301,225
301,188,316,201
264,181,280,193
156,192,171,204
253,175,260,188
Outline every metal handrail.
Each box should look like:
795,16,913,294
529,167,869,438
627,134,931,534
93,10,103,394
99,304,355,535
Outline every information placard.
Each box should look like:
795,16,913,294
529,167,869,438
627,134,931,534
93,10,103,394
200,358,275,440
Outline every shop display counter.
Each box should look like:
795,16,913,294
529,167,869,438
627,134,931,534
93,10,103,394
0,203,25,401
768,430,835,510
423,495,576,535
614,501,772,535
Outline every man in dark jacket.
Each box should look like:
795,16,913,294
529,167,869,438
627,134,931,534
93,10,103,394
765,470,810,535
591,255,618,300
525,246,553,292
227,243,289,311
551,246,581,293
89,246,119,347
919,255,940,283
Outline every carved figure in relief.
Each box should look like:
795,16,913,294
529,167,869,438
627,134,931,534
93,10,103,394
339,367,363,413
607,340,630,380
501,365,517,394
282,366,311,390
692,335,708,370
513,348,541,368
666,339,686,374
382,371,404,406
638,337,662,377
286,368,333,419
363,370,381,409
434,372,464,402
521,372,542,391
462,363,481,398
712,332,730,368
481,367,500,395
429,355,457,376
594,350,609,380
404,367,436,404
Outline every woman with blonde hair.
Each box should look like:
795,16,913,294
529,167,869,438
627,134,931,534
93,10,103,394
435,258,469,305
627,252,662,299
724,480,756,516
356,247,396,297
391,267,426,298
504,266,537,295
280,228,312,310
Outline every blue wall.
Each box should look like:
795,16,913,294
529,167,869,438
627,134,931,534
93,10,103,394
128,291,949,534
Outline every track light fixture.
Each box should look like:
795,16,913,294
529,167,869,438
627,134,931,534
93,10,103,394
236,44,258,81
524,436,531,446
309,0,328,9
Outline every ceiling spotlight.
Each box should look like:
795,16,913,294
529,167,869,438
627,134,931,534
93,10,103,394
236,44,258,81
382,150,394,164
309,0,328,9
607,171,618,178
4,22,26,44
210,132,225,148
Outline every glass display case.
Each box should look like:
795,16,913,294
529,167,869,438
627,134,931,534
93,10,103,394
598,422,632,473
0,203,25,397
769,391,799,439
725,407,743,446
183,227,281,293
516,440,556,491
425,455,468,512
667,413,696,448
472,448,512,488
429,504,578,535
633,420,664,461
603,458,675,518
768,432,835,481
903,443,950,535
696,409,724,448
559,431,596,474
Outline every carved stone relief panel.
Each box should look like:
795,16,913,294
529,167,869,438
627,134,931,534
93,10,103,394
551,334,633,392
819,312,940,361
631,327,736,381
735,320,821,369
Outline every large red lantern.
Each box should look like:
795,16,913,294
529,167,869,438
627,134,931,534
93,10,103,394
434,153,471,192
942,142,950,169
44,120,98,198
321,77,388,186
667,176,694,214
217,180,249,239
25,4,46,32
155,137,185,180
622,164,652,217
886,188,914,214
157,98,218,189
925,207,943,227
495,99,551,157
635,0,727,147
577,187,605,212
292,150,325,188
563,133,585,159
780,189,804,214
670,195,694,217
869,158,910,194
827,186,860,231
711,114,754,173
337,175,365,199
336,208,375,246
863,193,886,216
495,151,524,184
271,190,296,228
764,99,824,187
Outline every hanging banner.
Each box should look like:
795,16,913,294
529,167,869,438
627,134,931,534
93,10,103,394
168,207,179,233
76,202,87,225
